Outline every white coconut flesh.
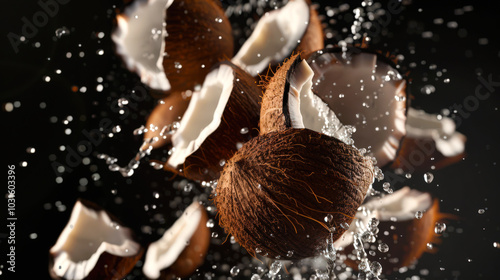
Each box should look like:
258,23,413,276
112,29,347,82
50,201,141,279
167,64,234,168
231,0,309,76
143,202,204,279
286,59,355,145
112,0,173,90
334,187,432,248
308,51,407,167
406,108,465,157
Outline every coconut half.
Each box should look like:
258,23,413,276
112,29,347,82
335,187,448,274
164,62,261,181
306,48,408,167
260,54,355,144
391,108,466,171
113,0,173,91
143,202,210,279
231,0,323,76
113,0,233,93
49,200,143,280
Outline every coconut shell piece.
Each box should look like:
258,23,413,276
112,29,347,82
335,187,452,275
143,202,210,279
113,0,233,93
49,200,143,280
214,128,374,260
231,0,324,77
164,61,261,181
391,108,467,172
144,93,191,150
260,53,354,144
306,47,408,168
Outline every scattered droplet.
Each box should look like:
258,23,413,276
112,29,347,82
370,261,382,276
424,172,434,183
206,219,215,228
434,222,447,234
269,261,282,276
55,27,70,38
478,209,485,214
415,211,423,219
378,243,389,253
230,266,240,276
421,84,436,95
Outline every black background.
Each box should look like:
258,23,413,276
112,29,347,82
1,0,499,279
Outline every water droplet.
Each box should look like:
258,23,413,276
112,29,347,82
240,127,249,134
378,243,389,253
269,261,282,276
211,232,218,238
206,219,214,228
424,172,434,183
370,261,382,276
368,217,379,228
26,147,36,154
493,242,500,248
174,62,182,69
184,183,194,192
444,78,450,83
415,211,423,219
230,266,240,276
421,84,436,95
219,159,226,167
361,231,376,243
427,242,434,250
55,27,70,38
286,250,294,257
434,222,447,234
324,214,333,223
478,208,485,214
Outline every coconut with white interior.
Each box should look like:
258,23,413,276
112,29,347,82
391,108,466,171
231,0,324,77
334,187,449,274
143,202,210,279
112,0,233,93
162,61,261,181
306,48,408,168
260,53,355,145
49,200,143,280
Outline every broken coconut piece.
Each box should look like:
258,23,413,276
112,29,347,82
113,0,233,92
143,202,210,279
231,0,324,76
49,200,143,280
260,53,354,144
391,108,466,171
334,187,450,274
143,93,191,150
164,61,261,181
214,128,374,260
306,48,408,168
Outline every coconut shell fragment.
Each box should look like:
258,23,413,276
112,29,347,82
214,128,374,260
113,0,233,93
335,187,452,275
164,61,261,181
49,200,143,280
231,0,324,77
143,202,210,279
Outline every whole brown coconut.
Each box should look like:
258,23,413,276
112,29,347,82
214,128,374,260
